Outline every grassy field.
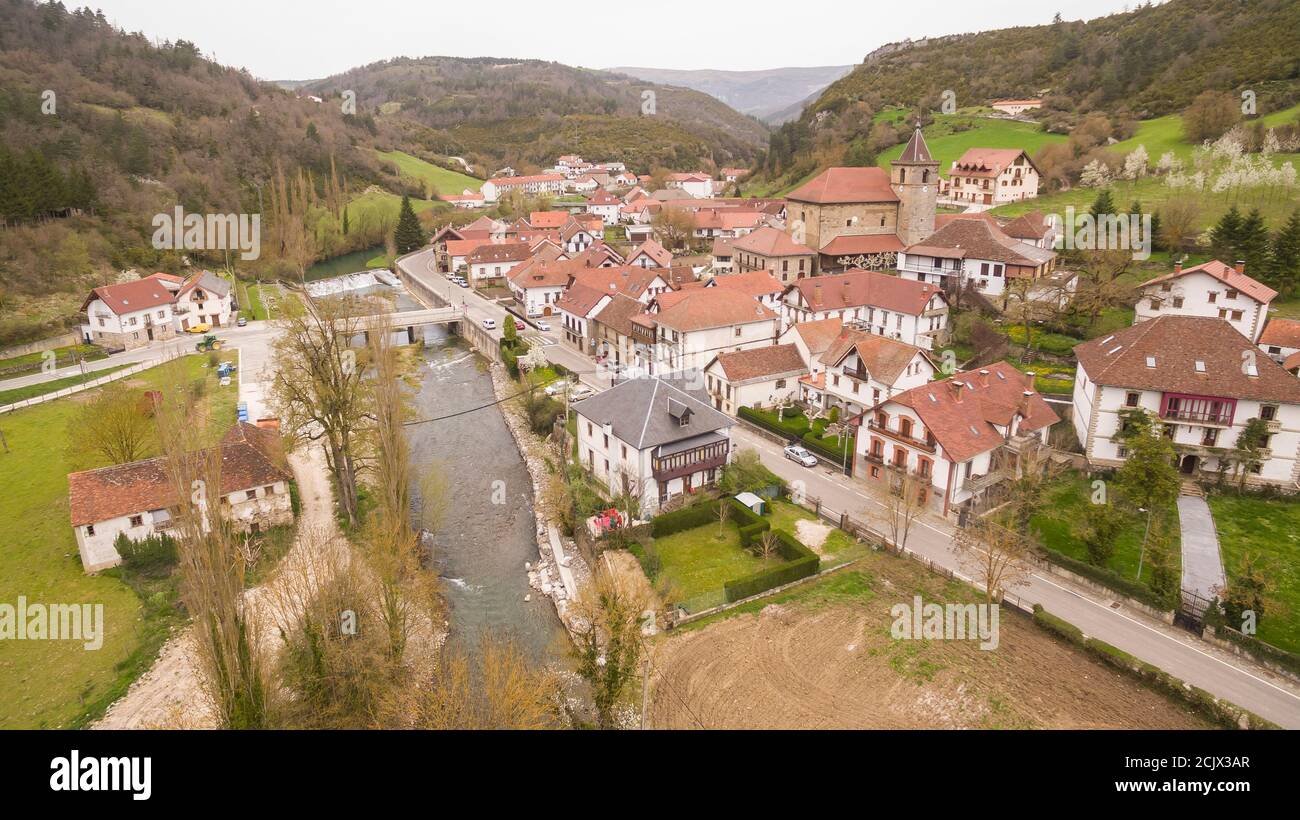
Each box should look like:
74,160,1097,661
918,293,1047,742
877,113,1067,179
1029,475,1180,585
0,344,105,376
1110,103,1300,167
345,189,445,234
373,149,482,198
0,352,239,728
651,522,770,602
765,499,856,554
1206,493,1300,655
0,364,133,406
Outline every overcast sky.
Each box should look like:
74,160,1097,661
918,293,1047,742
88,0,1147,80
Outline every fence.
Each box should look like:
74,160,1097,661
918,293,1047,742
0,347,192,415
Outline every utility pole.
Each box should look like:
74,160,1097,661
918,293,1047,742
1136,506,1153,580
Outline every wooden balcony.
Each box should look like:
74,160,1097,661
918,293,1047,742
651,436,729,483
963,469,1010,493
866,420,937,453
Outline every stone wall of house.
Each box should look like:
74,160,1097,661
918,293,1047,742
86,322,178,351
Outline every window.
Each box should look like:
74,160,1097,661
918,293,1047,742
1125,391,1140,407
1208,292,1217,303
264,485,275,495
1226,289,1239,300
734,326,742,337
775,379,786,389
1231,310,1243,321
129,514,143,527
1172,297,1184,308
1261,405,1278,421
603,434,608,449
246,490,257,501
1117,445,1129,459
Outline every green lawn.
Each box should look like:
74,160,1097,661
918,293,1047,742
765,499,856,554
1206,494,1300,655
876,113,1067,179
0,344,106,377
345,189,445,234
651,523,770,602
373,149,482,198
0,364,133,406
0,352,239,728
1029,475,1180,585
1109,103,1300,168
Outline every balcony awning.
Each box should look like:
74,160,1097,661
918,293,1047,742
654,431,727,457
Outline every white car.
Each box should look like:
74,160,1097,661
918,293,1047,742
535,320,551,332
544,381,567,397
568,385,595,402
481,318,496,330
783,445,818,467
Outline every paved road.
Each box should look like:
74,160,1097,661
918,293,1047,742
729,425,1300,728
1178,495,1227,603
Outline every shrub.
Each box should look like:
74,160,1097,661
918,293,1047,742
724,530,819,601
115,532,178,576
649,499,720,537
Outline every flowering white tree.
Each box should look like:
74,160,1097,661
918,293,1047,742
1080,159,1113,188
1122,145,1149,180
1156,151,1182,175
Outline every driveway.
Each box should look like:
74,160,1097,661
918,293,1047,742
1177,495,1227,603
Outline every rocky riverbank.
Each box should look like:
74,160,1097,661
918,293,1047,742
487,361,591,637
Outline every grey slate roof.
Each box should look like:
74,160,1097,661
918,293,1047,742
573,375,733,450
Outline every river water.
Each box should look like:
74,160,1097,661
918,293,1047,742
406,324,570,663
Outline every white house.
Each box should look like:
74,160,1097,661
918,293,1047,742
818,329,935,418
586,191,623,226
779,318,845,407
990,99,1042,116
943,148,1040,205
466,241,532,284
665,172,714,199
898,217,1057,299
1133,259,1275,344
481,173,566,203
627,239,673,269
703,344,806,416
67,423,293,572
80,278,179,351
1071,315,1300,487
172,270,233,331
781,269,948,350
507,259,571,317
573,376,734,514
1259,318,1300,364
632,287,779,376
856,361,1058,516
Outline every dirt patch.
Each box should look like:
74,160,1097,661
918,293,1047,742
648,561,1212,730
794,519,834,555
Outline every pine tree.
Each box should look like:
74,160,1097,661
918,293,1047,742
1236,208,1269,274
1209,205,1243,261
392,194,425,254
341,205,350,236
1088,188,1115,220
1268,209,1300,295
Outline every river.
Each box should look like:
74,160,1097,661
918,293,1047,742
406,324,571,663
303,245,386,282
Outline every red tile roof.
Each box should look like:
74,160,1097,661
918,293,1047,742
951,148,1036,178
783,317,844,359
787,167,899,205
731,225,815,257
1074,315,1300,403
705,269,784,298
819,233,905,257
528,211,569,229
651,287,777,333
710,344,807,382
886,362,1058,463
68,423,290,527
785,269,944,316
1259,318,1300,349
822,329,928,385
81,278,176,315
466,241,532,265
1140,260,1276,305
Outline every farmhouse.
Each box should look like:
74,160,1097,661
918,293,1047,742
943,148,1040,205
171,270,233,331
573,376,734,514
68,423,293,572
1071,316,1300,487
1133,260,1274,344
898,217,1057,299
79,279,179,350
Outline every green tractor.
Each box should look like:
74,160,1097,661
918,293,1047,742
194,334,222,352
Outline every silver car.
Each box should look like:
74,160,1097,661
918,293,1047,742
783,445,818,467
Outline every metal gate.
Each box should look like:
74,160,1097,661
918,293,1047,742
1176,588,1214,632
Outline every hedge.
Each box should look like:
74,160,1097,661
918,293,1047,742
1039,547,1175,612
1005,325,1082,357
724,530,820,602
650,499,721,537
737,406,809,438
1203,606,1300,679
1032,605,1275,729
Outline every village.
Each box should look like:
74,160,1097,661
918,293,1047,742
9,101,1297,734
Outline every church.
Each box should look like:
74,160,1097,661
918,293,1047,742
784,126,938,274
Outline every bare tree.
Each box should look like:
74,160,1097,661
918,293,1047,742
754,529,781,562
951,518,1032,604
571,567,651,729
154,366,271,728
269,294,370,527
715,497,733,537
872,466,925,552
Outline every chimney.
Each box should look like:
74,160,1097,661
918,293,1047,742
1235,260,1246,275
951,380,965,402
979,368,990,387
813,283,823,307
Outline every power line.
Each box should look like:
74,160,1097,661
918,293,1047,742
401,373,562,426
